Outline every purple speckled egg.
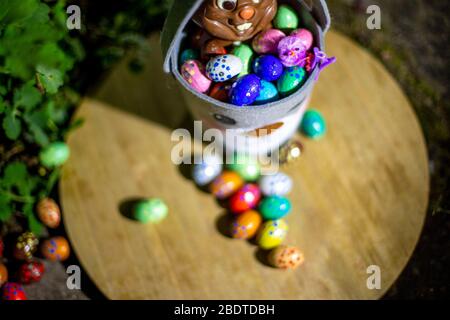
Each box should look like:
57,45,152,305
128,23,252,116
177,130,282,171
229,74,261,106
252,29,286,54
253,55,284,82
181,60,212,93
277,36,307,67
291,28,314,51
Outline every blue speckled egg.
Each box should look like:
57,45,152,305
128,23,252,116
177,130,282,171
206,54,242,82
192,155,223,186
229,74,261,106
253,55,284,81
255,80,279,104
259,196,292,220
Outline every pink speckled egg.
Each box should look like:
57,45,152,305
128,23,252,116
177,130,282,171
252,29,286,54
290,28,314,51
181,60,212,93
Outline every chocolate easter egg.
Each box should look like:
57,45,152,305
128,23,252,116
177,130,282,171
229,74,261,106
268,245,305,269
2,282,27,300
277,36,307,67
37,197,61,228
252,29,286,54
231,210,262,240
192,154,223,186
134,198,169,224
259,172,293,196
206,54,242,82
291,28,313,50
253,55,283,81
180,48,199,65
227,154,261,181
210,171,244,199
0,263,8,287
39,142,70,168
255,80,279,104
273,5,299,30
209,83,232,102
232,44,254,77
229,184,262,214
181,60,212,93
41,236,70,262
301,109,327,139
277,66,307,96
259,196,292,220
13,232,39,261
18,261,44,284
257,219,288,250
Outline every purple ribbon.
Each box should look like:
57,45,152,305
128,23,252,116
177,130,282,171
311,47,337,80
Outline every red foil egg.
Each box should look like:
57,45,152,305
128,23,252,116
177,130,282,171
19,261,45,284
2,282,27,300
229,184,262,214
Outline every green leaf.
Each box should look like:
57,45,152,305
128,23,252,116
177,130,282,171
25,204,44,236
0,96,5,113
29,122,50,146
36,65,63,94
2,108,22,139
0,193,13,222
14,81,42,111
3,161,27,187
0,0,40,26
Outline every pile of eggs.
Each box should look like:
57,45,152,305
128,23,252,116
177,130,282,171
0,198,71,300
180,5,319,107
192,154,305,270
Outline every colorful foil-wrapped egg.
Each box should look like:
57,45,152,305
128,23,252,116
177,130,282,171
301,109,327,139
18,261,45,284
0,263,8,287
41,236,70,262
252,29,286,54
181,60,212,93
277,66,307,96
134,198,169,224
2,282,27,300
231,44,254,77
253,55,284,82
206,54,243,82
229,184,262,214
255,80,279,104
259,196,292,220
268,245,305,270
210,171,244,199
229,74,261,106
277,36,307,67
37,197,61,229
227,154,261,181
273,5,299,30
13,232,39,261
259,172,293,196
209,83,232,102
231,210,263,240
279,140,303,164
39,141,70,168
257,219,288,250
291,28,314,51
179,48,199,65
192,154,223,186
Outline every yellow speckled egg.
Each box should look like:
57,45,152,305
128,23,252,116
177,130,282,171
256,219,288,250
268,245,305,270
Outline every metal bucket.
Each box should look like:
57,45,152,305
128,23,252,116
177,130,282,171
161,0,330,155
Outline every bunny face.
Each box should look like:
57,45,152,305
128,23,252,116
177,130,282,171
198,0,278,42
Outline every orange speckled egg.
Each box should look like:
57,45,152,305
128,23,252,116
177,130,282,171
0,263,8,286
268,245,305,270
210,171,244,199
37,198,61,229
231,210,263,239
41,236,70,262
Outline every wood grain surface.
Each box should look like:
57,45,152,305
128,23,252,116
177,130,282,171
59,31,429,299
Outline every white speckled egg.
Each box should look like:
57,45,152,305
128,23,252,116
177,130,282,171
259,172,293,196
206,54,242,82
192,155,223,186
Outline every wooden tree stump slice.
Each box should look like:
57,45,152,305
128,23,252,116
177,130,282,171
60,31,429,299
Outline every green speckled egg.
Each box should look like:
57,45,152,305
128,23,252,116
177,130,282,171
274,5,299,30
232,44,254,77
39,142,70,168
259,196,292,220
277,66,307,96
227,154,261,181
134,198,168,223
301,109,327,139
